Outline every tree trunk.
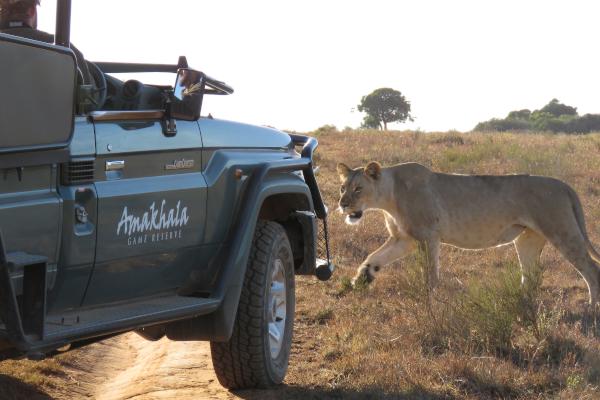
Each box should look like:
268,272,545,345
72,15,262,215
383,120,388,131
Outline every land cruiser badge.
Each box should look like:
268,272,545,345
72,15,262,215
117,200,190,246
165,159,194,170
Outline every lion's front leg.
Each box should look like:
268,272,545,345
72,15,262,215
352,236,415,287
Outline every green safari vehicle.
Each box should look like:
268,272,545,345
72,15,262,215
0,0,333,389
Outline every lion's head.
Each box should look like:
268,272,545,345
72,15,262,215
336,161,382,225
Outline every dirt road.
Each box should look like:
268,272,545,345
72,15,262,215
60,333,241,400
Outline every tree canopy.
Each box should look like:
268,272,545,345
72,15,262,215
540,98,577,117
358,88,413,130
474,99,600,134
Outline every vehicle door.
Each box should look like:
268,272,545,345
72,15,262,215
82,118,207,306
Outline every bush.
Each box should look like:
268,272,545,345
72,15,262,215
530,111,569,132
398,253,561,357
312,124,338,135
456,264,524,354
472,99,600,134
507,109,531,120
474,118,531,132
564,113,600,133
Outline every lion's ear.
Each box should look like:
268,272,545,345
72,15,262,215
336,163,352,181
364,161,381,180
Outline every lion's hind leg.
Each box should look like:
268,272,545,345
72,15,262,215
416,239,441,290
514,228,547,285
541,222,600,306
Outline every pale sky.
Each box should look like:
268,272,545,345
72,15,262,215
38,0,600,132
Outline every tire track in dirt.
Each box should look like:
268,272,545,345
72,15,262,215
61,333,240,400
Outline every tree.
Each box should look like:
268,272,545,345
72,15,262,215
360,114,382,130
540,98,577,117
473,99,600,134
506,109,531,120
358,88,413,131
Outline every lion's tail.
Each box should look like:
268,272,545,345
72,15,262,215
567,185,600,264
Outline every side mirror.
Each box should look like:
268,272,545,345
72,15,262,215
170,68,233,121
171,68,205,121
0,33,76,163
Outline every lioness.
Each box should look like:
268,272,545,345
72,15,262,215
337,161,600,305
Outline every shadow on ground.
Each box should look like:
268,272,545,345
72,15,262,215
232,384,454,400
563,309,600,336
0,374,53,400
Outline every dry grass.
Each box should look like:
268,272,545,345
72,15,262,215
285,130,600,399
0,353,77,399
2,130,600,399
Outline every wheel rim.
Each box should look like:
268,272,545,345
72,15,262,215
268,258,287,359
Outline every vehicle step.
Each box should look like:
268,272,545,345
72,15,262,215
44,295,220,342
6,251,47,271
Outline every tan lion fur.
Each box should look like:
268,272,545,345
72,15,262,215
337,161,600,305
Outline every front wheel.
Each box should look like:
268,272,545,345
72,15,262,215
210,220,295,389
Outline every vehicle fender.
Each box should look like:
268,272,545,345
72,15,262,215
166,170,314,342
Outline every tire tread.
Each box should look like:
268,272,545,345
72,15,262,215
210,220,290,389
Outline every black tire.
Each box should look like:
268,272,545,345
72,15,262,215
210,220,296,389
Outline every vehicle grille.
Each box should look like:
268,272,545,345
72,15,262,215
61,159,95,185
317,216,331,263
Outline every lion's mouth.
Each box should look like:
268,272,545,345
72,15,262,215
345,210,363,225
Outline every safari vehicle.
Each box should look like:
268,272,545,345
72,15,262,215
0,0,332,389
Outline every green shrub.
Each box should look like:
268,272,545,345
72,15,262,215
473,99,600,133
398,255,559,357
455,264,524,354
313,124,338,135
474,118,531,132
507,109,532,120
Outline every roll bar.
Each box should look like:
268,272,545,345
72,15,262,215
54,0,71,47
95,60,234,96
52,2,233,96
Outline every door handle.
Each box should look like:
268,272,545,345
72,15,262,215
105,160,125,171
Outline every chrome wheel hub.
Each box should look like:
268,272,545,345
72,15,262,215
268,258,287,359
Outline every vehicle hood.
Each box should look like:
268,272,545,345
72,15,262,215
199,118,292,149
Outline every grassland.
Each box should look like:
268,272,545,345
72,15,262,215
0,354,75,399
283,129,600,399
2,130,600,399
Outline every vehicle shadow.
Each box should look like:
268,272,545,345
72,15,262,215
0,374,53,400
232,384,454,400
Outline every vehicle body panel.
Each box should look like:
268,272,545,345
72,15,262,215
83,120,208,306
49,118,97,311
0,167,62,296
69,118,96,157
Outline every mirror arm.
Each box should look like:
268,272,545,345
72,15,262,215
162,97,177,137
161,118,177,137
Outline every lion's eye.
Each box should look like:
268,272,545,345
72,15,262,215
340,186,346,193
354,187,362,193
